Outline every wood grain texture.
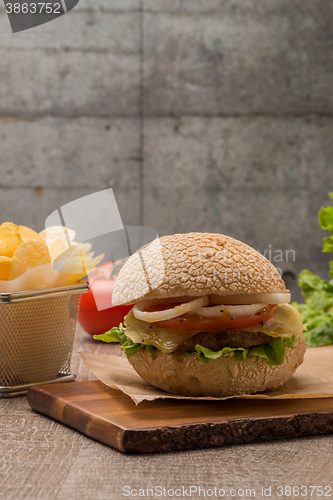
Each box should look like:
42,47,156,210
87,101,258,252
28,379,333,454
1,324,333,500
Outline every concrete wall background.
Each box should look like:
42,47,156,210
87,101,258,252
1,0,333,300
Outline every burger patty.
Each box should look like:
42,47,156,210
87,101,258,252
176,330,274,353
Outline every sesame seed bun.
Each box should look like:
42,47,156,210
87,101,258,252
128,334,306,397
112,232,303,398
113,232,286,306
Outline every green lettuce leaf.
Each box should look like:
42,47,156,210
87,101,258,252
292,303,333,347
146,344,159,355
247,336,297,366
121,340,142,356
298,270,333,312
293,194,333,346
94,324,127,344
96,326,298,366
319,204,333,234
323,236,333,253
94,325,154,356
194,336,298,366
194,345,248,364
318,195,333,280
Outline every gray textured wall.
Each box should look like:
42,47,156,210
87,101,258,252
1,0,333,300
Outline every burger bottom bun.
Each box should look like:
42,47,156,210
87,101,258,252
127,334,306,397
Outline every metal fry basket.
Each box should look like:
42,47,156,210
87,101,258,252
0,282,89,397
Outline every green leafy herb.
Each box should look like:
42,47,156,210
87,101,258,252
292,303,333,347
96,326,298,366
94,324,127,344
297,270,333,312
146,344,159,355
94,325,155,357
194,345,248,364
194,336,298,366
293,193,333,345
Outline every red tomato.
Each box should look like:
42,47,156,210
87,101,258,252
154,305,278,332
78,261,132,336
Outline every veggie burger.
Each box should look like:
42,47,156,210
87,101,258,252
96,232,306,397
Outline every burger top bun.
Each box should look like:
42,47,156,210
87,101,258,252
113,232,287,306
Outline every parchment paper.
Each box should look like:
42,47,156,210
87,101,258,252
81,345,333,405
0,262,74,293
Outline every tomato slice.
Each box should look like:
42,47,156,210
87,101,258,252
155,305,278,332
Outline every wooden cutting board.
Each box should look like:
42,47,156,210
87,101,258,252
27,380,333,454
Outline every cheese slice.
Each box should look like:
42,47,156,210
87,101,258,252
125,304,303,354
125,311,198,353
242,304,304,338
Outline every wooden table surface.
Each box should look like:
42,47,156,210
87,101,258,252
2,325,333,500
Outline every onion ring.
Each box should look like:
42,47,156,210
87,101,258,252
189,303,269,318
210,292,291,305
133,295,209,323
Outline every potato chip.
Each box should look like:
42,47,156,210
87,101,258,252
40,226,76,244
9,239,51,280
0,226,22,257
54,242,92,261
40,226,76,262
0,240,12,258
18,225,45,243
58,253,104,285
1,222,18,230
55,243,104,285
0,256,12,281
60,253,104,274
0,221,103,285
